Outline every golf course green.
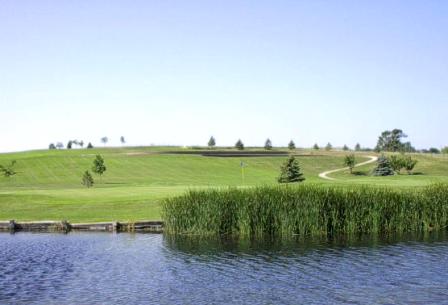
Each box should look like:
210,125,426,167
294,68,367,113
1,146,447,222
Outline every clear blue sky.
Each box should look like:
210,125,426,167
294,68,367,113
1,0,447,152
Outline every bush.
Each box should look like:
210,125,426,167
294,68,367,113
372,155,395,176
81,170,94,188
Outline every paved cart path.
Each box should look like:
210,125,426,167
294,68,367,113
318,155,378,181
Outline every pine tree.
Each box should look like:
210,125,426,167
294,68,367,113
343,144,349,151
372,155,395,176
325,142,332,151
92,155,107,182
288,140,295,150
208,136,216,148
313,143,319,150
278,156,305,183
235,139,244,150
67,140,73,149
49,143,56,150
120,136,126,145
355,143,361,151
264,138,272,150
82,170,94,188
87,142,94,149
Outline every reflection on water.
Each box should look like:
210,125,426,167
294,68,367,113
1,231,448,305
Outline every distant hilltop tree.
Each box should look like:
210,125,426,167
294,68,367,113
0,160,17,178
264,138,272,150
313,143,319,150
344,154,356,174
79,140,84,148
82,170,94,188
92,155,106,182
343,144,349,151
355,143,361,151
49,143,56,150
278,156,305,183
67,140,73,149
208,136,216,148
87,142,94,149
375,129,412,152
120,136,126,145
101,137,108,146
235,139,244,150
56,142,64,149
288,140,295,150
325,143,332,151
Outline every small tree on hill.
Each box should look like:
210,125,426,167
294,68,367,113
67,140,73,149
82,170,94,188
288,140,296,150
344,154,356,174
101,137,108,146
313,143,319,150
208,136,216,148
389,155,405,174
92,155,106,182
79,140,84,148
325,143,332,151
120,136,126,145
404,156,418,175
372,155,394,176
0,160,17,178
278,156,305,183
87,142,94,149
235,139,244,150
49,143,56,150
264,138,272,150
355,143,361,151
343,144,349,151
56,142,64,149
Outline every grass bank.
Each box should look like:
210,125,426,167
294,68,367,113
162,184,448,237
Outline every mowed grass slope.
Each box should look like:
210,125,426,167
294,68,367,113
0,147,446,222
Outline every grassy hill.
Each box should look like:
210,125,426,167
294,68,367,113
0,146,447,222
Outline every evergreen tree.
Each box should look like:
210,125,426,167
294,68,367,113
372,155,395,176
208,136,216,148
355,143,361,151
67,140,73,149
264,138,272,150
92,155,107,182
49,143,56,150
313,143,319,150
325,142,332,151
120,136,126,145
343,144,349,151
344,154,356,174
79,140,84,148
82,170,94,188
101,137,108,146
278,156,305,183
87,142,94,149
288,140,295,150
235,139,244,150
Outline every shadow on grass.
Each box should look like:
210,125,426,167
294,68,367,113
351,171,368,176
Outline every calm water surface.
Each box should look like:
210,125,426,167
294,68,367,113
1,232,448,305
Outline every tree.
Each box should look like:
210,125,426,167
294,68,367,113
288,140,296,150
82,170,94,188
0,160,17,178
344,154,355,174
313,143,319,150
325,143,332,151
67,140,73,149
278,156,305,183
264,138,272,150
235,139,244,150
56,142,64,149
355,143,361,151
403,156,418,175
101,137,108,146
79,140,84,148
372,155,395,176
376,129,408,152
208,136,216,148
343,144,349,151
429,147,440,154
389,155,405,174
120,136,126,145
92,155,106,182
87,142,94,149
49,143,56,150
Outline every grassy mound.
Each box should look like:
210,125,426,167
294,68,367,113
162,184,448,237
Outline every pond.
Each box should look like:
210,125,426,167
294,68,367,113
1,232,448,305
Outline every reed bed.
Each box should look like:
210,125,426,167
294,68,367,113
162,184,448,237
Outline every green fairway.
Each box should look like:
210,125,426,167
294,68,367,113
0,147,447,222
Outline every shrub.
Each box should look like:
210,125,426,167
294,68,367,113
372,155,394,176
389,155,405,174
82,170,94,188
403,156,418,175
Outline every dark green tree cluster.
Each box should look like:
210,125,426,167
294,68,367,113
0,160,17,178
264,138,272,150
372,155,395,176
278,156,305,183
288,140,295,150
375,129,414,152
388,154,418,175
235,139,244,150
81,155,107,187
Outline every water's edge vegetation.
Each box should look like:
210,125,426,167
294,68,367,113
162,184,448,237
